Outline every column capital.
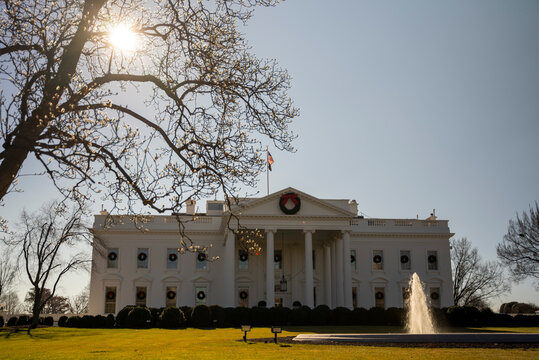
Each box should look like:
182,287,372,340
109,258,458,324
341,229,351,235
303,229,316,234
265,228,277,234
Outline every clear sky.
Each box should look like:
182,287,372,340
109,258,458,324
1,0,538,308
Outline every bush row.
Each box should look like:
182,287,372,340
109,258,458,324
2,315,54,327
4,305,539,329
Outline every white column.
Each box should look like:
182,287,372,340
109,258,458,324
336,236,344,307
266,229,275,307
304,230,314,308
324,244,332,308
331,239,336,308
342,231,353,309
224,230,235,307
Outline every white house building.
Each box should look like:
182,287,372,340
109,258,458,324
88,187,454,315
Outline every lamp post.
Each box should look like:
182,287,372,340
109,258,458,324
271,326,282,344
241,325,252,342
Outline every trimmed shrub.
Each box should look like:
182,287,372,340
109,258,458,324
233,307,251,327
386,307,404,326
501,301,518,314
0,315,4,327
16,315,30,326
116,305,135,328
209,305,226,328
149,307,163,327
180,306,192,327
105,314,115,328
80,315,95,328
58,315,68,327
312,305,331,325
290,306,311,325
269,306,289,326
159,307,186,329
251,306,270,327
66,316,81,328
191,305,212,328
331,307,352,325
43,316,54,326
511,303,536,314
446,306,481,327
7,316,17,326
351,307,368,325
258,300,267,308
292,301,302,309
126,306,152,328
366,307,386,325
94,315,107,328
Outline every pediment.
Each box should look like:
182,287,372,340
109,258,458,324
161,276,181,283
191,275,211,283
232,187,355,218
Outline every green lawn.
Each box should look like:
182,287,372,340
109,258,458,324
0,327,537,360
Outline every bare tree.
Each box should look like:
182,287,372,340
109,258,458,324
497,202,539,286
69,285,89,314
8,202,90,329
451,237,510,307
25,288,71,314
0,246,17,297
0,0,297,246
0,291,21,315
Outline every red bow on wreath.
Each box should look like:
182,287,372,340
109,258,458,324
280,193,299,206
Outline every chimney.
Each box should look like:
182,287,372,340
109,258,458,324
186,199,196,215
349,199,358,215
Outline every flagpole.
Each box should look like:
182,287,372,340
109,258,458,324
266,146,269,195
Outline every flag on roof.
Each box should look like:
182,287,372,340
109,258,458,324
267,151,274,171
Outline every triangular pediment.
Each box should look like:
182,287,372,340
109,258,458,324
231,187,355,218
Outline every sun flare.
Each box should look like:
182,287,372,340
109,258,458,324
108,24,139,52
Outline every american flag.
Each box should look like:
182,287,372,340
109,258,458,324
267,151,274,171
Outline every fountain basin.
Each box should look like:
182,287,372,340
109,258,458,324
293,333,539,343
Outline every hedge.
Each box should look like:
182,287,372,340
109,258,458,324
159,307,186,329
126,307,152,328
0,315,4,327
58,315,68,327
7,316,17,326
191,305,212,328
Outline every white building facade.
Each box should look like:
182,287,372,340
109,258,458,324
88,188,454,315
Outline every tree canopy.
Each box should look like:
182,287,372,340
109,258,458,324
0,0,297,219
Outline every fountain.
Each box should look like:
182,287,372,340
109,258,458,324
406,272,436,334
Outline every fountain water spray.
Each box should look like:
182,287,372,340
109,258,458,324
406,272,436,334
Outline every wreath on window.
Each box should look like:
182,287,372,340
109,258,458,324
239,291,248,300
430,292,439,300
167,291,176,300
168,253,177,262
400,255,409,264
279,193,301,215
350,254,356,263
197,291,206,300
137,290,146,300
274,253,281,263
239,252,248,262
197,252,206,262
428,255,437,263
375,291,384,300
106,291,116,300
108,252,117,261
373,255,382,263
138,252,147,261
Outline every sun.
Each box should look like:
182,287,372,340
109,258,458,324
108,24,139,52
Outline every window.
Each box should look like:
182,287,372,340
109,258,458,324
167,249,178,269
238,250,248,270
400,250,411,271
274,249,282,269
372,250,383,270
195,287,207,305
137,248,149,269
238,288,249,308
166,286,177,307
104,286,116,314
196,252,207,270
430,287,440,308
427,251,438,270
374,287,385,308
351,250,357,271
275,297,283,307
107,248,119,269
136,286,147,307
352,287,358,308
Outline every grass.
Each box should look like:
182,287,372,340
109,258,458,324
0,327,537,360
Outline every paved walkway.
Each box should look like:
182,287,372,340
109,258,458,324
293,333,539,343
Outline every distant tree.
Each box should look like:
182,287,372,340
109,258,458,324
25,288,71,314
69,286,89,314
7,202,90,329
0,291,21,315
0,246,17,297
497,202,539,286
451,237,510,307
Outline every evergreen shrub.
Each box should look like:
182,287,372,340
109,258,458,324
159,307,186,329
116,306,135,327
312,305,331,325
58,315,68,327
16,315,30,326
209,305,226,327
43,316,54,326
7,316,17,326
105,314,115,328
191,305,212,328
126,306,152,328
